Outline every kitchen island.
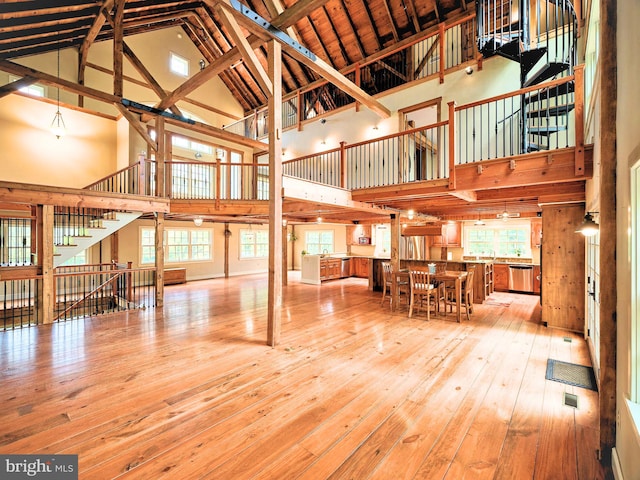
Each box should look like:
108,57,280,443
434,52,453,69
301,255,375,286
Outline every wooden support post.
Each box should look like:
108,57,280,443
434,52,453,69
448,101,456,189
155,117,165,197
597,0,617,465
438,22,445,84
113,0,124,97
215,159,221,210
138,154,146,195
224,222,230,279
155,212,165,308
573,64,585,176
390,213,400,306
40,205,54,325
296,90,302,131
111,231,119,263
267,40,283,347
282,222,288,286
339,141,347,188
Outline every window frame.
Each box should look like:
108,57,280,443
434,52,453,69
139,226,212,265
463,221,532,258
239,229,269,259
304,230,335,255
169,52,189,77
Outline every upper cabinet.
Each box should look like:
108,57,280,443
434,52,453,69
432,222,461,247
347,224,373,245
531,218,542,248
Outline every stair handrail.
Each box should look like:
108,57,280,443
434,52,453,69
53,269,124,321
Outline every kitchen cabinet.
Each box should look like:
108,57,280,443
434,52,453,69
465,262,494,303
350,257,370,278
494,264,510,291
432,222,461,247
320,258,342,281
346,224,373,246
533,265,541,294
531,218,542,248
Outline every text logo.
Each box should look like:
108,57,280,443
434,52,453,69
0,455,78,479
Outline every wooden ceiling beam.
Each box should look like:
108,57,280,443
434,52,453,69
0,58,120,104
0,181,170,213
215,5,273,96
321,5,352,66
380,0,400,43
404,0,422,34
0,76,36,99
337,0,367,60
114,103,158,152
154,0,329,113
358,0,383,51
218,0,390,119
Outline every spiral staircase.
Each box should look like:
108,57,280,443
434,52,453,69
477,0,578,153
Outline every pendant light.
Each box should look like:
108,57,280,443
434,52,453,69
50,41,66,139
576,212,599,237
501,201,509,221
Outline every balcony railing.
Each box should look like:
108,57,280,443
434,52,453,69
224,14,478,140
88,72,582,201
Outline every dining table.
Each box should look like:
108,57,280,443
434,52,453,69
433,270,468,323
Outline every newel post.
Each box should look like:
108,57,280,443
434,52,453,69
340,141,347,188
573,64,585,176
448,100,456,189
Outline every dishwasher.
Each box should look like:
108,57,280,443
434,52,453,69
508,265,534,292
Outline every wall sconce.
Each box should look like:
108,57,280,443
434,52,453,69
282,219,287,227
576,212,599,237
465,65,473,75
193,217,203,227
408,209,414,220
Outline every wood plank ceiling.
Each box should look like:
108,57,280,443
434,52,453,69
0,0,473,112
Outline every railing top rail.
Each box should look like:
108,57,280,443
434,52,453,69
84,160,144,189
282,147,342,164
164,160,266,167
53,267,157,278
455,75,576,111
345,120,449,150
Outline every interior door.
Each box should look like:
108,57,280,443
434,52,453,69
586,233,600,378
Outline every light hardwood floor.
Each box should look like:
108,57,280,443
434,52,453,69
0,272,608,479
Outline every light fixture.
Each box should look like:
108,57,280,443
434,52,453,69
194,152,202,159
199,59,206,71
50,43,66,139
474,214,485,226
465,65,473,75
408,209,415,220
372,124,379,131
317,216,322,223
282,219,287,227
501,202,509,221
576,212,599,237
193,217,203,227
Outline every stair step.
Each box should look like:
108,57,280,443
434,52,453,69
525,81,574,103
479,33,521,58
526,143,548,152
519,47,548,75
496,39,522,61
527,125,568,136
527,104,575,118
523,62,571,87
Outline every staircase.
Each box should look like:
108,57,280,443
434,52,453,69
54,210,142,267
477,0,577,153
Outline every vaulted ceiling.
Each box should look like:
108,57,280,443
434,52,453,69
0,0,474,112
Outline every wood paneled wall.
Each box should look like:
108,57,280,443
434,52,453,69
541,204,586,332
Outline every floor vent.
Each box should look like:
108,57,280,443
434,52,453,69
563,337,572,343
564,392,579,408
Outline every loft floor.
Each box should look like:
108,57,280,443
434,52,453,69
0,273,607,479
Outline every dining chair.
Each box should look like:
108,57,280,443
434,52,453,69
380,262,409,309
408,268,441,320
445,269,475,321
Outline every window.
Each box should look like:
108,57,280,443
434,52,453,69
60,251,88,267
140,227,212,264
240,229,268,259
305,230,334,254
170,52,189,77
464,223,531,257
